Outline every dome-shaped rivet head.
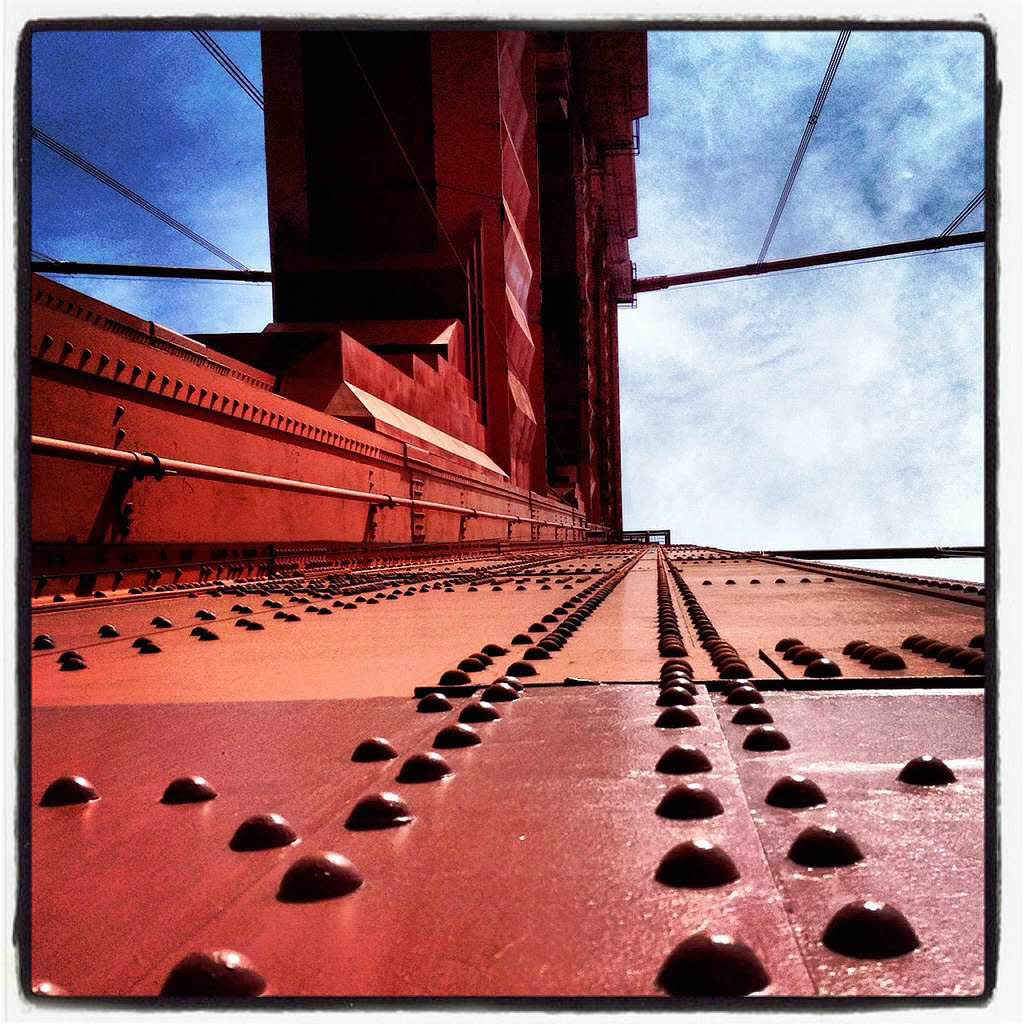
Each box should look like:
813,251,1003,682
782,644,809,661
438,669,471,687
278,852,363,902
481,682,520,702
458,700,501,723
898,755,956,786
229,813,298,851
842,639,868,655
40,775,98,806
98,624,119,638
901,634,926,649
765,774,827,808
434,723,482,748
805,658,842,678
33,634,55,650
195,609,216,620
656,687,696,707
719,662,753,679
523,646,551,660
655,706,700,729
198,630,219,641
743,726,791,751
396,752,453,783
725,579,736,585
505,661,537,677
481,644,507,656
869,651,906,670
510,633,532,645
968,634,984,649
245,621,264,631
234,618,252,628
732,705,773,725
415,692,452,716
138,641,162,654
151,616,172,628
727,685,764,705
656,839,740,888
59,655,88,671
788,825,863,867
656,744,712,774
352,737,398,761
822,900,919,958
656,933,770,996
160,950,267,997
31,980,68,996
656,782,724,820
161,775,217,804
790,647,824,666
457,657,486,672
345,792,413,830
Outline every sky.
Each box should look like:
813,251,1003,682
29,28,986,562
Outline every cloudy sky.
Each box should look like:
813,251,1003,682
29,28,985,571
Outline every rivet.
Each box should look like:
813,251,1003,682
481,644,507,656
822,900,919,958
656,933,769,996
655,706,700,730
434,723,482,748
523,646,550,660
656,745,712,774
246,621,265,631
481,682,520,702
40,775,98,806
657,783,724,820
656,687,696,707
732,705,773,725
743,726,791,751
457,657,486,672
719,662,753,678
230,813,298,851
842,640,868,655
352,737,398,761
438,669,472,687
278,852,363,902
345,792,413,830
505,661,537,677
868,651,906,670
968,634,984,650
656,839,740,888
161,776,217,803
790,648,824,666
33,634,55,650
57,648,84,663
901,634,927,649
138,641,162,654
805,658,842,678
195,609,216,620
510,633,532,645
396,752,453,783
898,755,956,786
231,604,252,613
151,616,172,628
788,824,863,867
949,648,977,668
458,701,501,723
494,675,525,691
417,693,452,713
235,618,252,627
160,950,266,997
725,579,736,585
726,686,764,705
765,774,826,808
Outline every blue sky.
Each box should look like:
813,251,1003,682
30,28,985,558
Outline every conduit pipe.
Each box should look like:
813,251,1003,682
31,435,598,533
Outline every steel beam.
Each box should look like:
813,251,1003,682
633,232,984,293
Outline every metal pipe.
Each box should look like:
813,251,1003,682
31,261,273,283
633,231,984,293
31,435,590,533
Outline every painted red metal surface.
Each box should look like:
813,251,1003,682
29,548,988,998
